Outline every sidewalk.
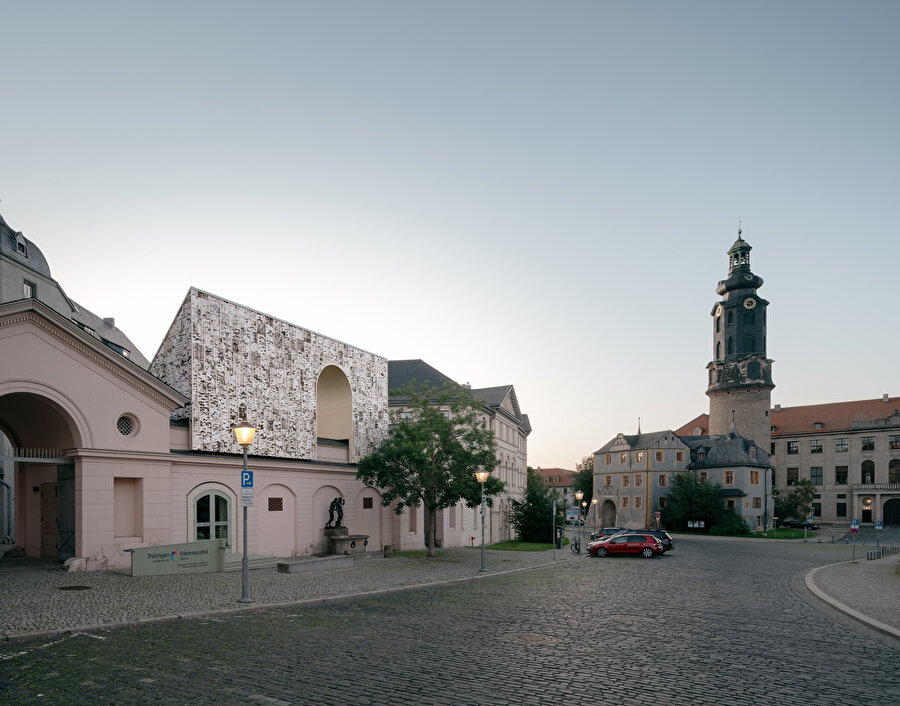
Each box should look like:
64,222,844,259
805,552,900,639
0,546,571,642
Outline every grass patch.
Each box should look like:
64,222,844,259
486,540,561,552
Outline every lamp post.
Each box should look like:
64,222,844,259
591,497,598,535
232,419,257,603
574,490,584,553
476,471,489,572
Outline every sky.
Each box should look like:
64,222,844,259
2,1,898,470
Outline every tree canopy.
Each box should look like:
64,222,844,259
356,382,502,557
660,473,749,535
508,467,565,543
773,479,816,525
571,455,595,507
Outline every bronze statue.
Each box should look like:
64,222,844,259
325,497,345,528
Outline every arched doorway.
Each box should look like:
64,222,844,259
884,499,900,525
0,391,82,560
356,486,382,553
861,460,875,485
600,499,617,527
316,366,352,461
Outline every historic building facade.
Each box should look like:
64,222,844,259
387,359,531,545
593,229,775,529
0,212,531,569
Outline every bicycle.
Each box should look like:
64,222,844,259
570,538,581,554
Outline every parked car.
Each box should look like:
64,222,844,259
617,528,674,551
781,519,820,530
590,526,628,540
587,533,664,558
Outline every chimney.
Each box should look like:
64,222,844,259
883,394,889,402
774,404,781,412
103,317,115,328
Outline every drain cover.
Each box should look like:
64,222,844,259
58,585,92,591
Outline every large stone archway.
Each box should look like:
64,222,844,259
884,498,900,526
600,499,617,527
0,391,81,561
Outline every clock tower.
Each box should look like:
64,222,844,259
706,227,774,450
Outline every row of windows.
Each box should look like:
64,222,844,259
604,451,685,465
604,474,667,488
786,460,900,485
782,436,900,455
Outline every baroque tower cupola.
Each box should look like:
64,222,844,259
706,225,774,451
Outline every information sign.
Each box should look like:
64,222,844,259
241,487,254,507
850,527,859,535
850,518,859,527
875,520,883,530
241,471,254,488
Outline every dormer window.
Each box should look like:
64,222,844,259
813,422,823,429
749,447,757,459
23,280,36,298
698,452,706,461
16,233,27,256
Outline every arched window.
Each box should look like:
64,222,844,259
727,337,733,355
716,341,721,360
861,460,875,484
716,316,720,333
317,365,352,458
727,311,733,327
889,459,900,484
192,488,232,544
744,334,755,353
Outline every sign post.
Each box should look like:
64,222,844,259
875,520,883,547
850,518,860,562
772,517,777,542
552,499,556,561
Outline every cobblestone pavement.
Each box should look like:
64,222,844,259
1,538,898,705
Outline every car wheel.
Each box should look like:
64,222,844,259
641,547,653,558
597,547,607,557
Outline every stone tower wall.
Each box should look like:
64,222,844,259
708,386,772,451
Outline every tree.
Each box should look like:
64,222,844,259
357,382,502,557
773,479,816,525
509,468,565,542
571,455,595,510
660,473,727,532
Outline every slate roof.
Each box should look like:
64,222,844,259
387,359,530,434
0,211,52,279
0,211,150,369
594,430,684,455
681,424,771,470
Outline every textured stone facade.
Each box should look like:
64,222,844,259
151,289,389,461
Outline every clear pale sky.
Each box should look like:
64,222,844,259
2,2,898,469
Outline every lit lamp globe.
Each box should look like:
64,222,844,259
574,490,584,501
475,471,489,484
232,420,257,447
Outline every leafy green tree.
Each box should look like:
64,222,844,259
773,479,816,524
357,382,501,557
709,511,751,536
571,455,595,510
660,473,727,531
509,468,565,542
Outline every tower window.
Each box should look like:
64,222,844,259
716,341,721,360
727,311,734,327
727,337,733,355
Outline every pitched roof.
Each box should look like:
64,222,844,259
594,430,685,454
682,427,771,469
535,467,574,487
678,397,900,438
387,359,459,402
770,396,900,435
0,212,52,279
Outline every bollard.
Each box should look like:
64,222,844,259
383,545,392,558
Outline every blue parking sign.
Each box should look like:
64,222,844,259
241,471,253,488
850,518,859,527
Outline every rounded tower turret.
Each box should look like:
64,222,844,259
706,226,774,450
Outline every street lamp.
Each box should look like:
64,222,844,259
574,490,584,553
591,497,598,534
475,471,489,572
232,419,257,603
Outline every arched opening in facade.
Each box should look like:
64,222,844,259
600,499,617,527
316,366,352,462
0,391,82,560
861,460,875,485
888,459,900,484
883,498,900,525
188,483,235,549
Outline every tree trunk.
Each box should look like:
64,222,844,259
427,506,436,558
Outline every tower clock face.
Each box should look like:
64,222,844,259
744,273,754,281
743,297,757,310
715,305,723,316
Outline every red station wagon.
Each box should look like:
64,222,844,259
587,533,664,558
